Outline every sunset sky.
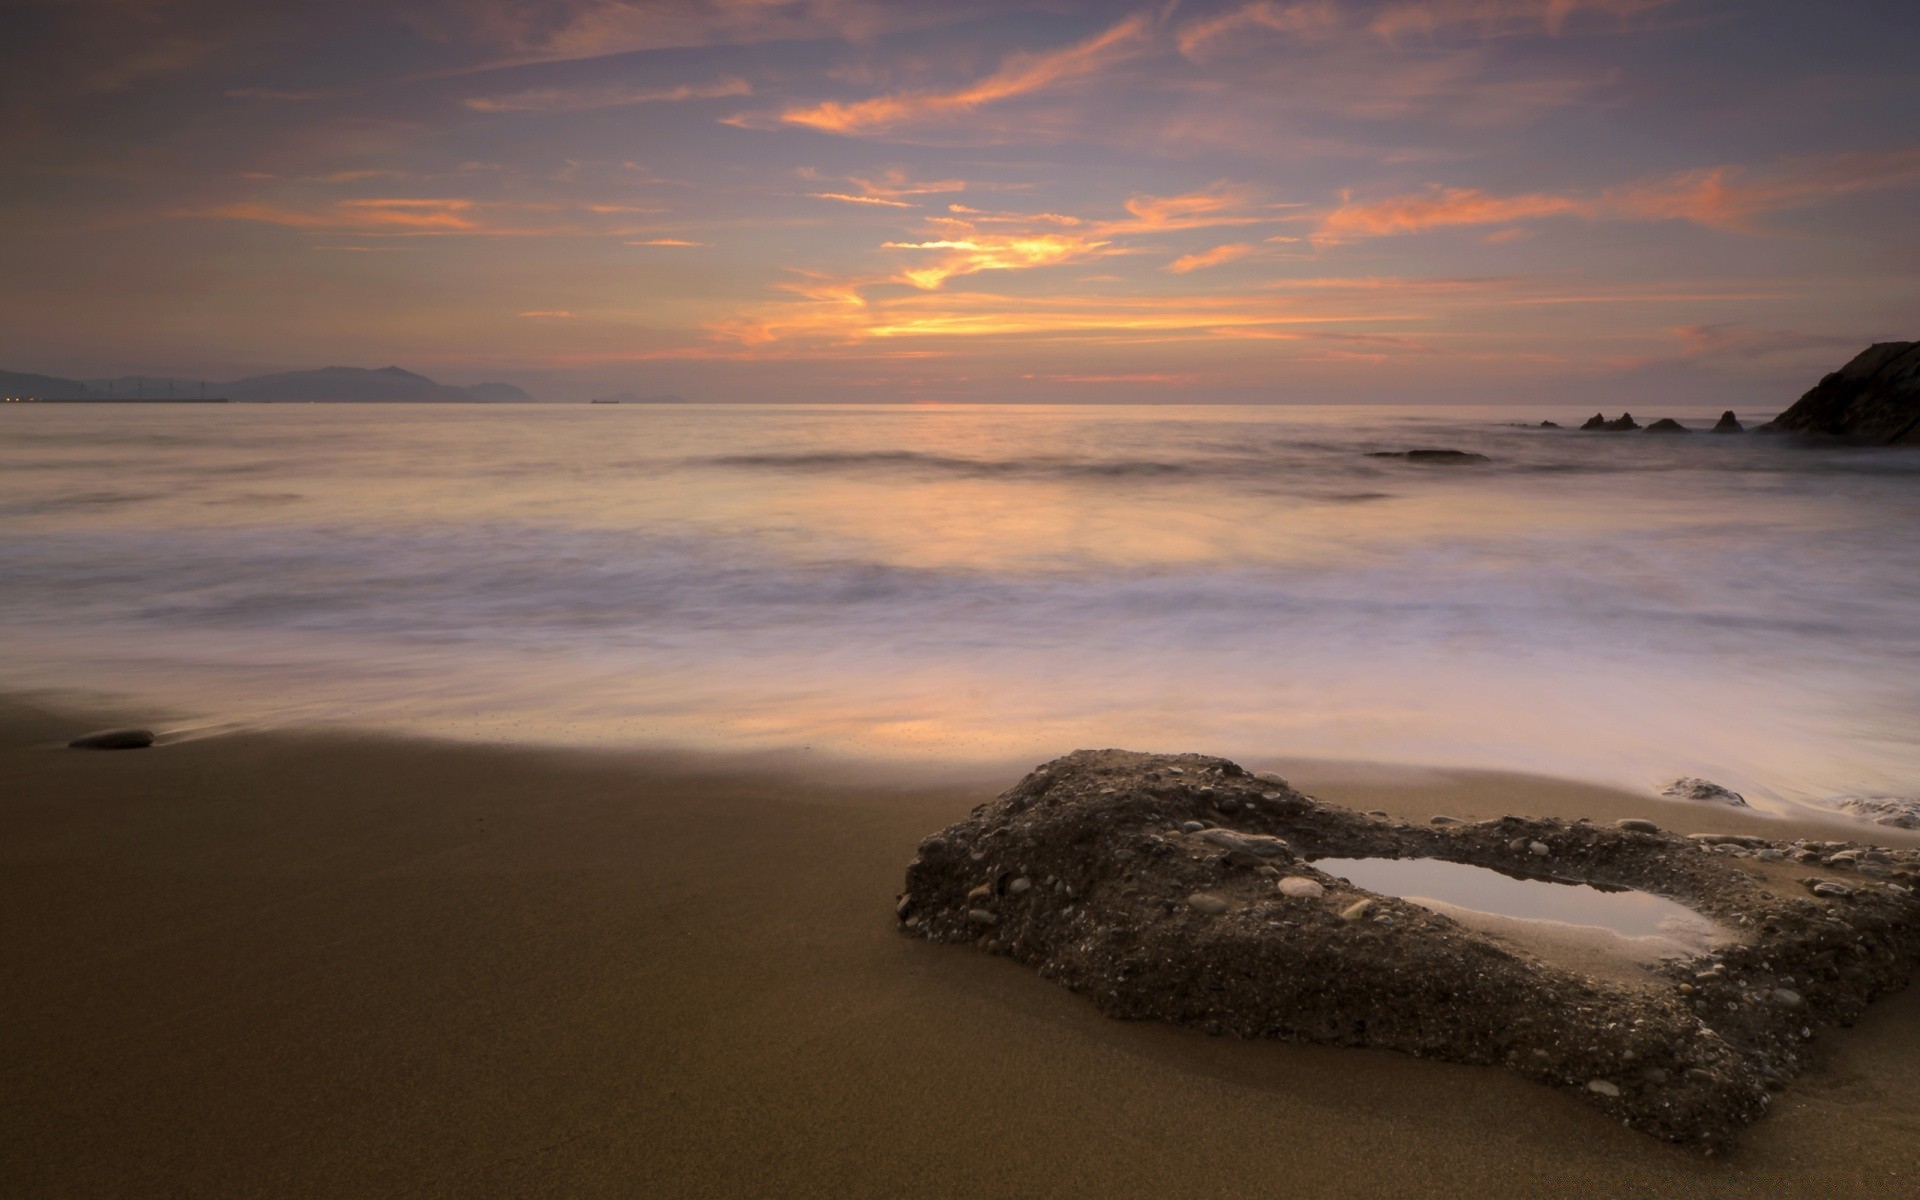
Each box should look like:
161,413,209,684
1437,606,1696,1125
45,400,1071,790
3,0,1916,402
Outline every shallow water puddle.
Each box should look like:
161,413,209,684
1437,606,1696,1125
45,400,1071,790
1315,856,1720,951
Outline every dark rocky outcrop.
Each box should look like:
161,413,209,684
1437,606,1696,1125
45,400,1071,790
1539,420,1561,428
68,728,154,750
1645,418,1689,433
1365,449,1490,464
1713,411,1744,433
1758,342,1920,444
897,750,1920,1147
1580,413,1641,431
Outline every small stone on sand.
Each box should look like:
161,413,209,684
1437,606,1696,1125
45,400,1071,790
1188,893,1229,915
68,728,154,750
1277,877,1325,899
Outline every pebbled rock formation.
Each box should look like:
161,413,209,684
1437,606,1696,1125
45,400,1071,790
1661,778,1747,806
1713,411,1744,433
1758,342,1920,444
897,750,1920,1147
1645,418,1690,433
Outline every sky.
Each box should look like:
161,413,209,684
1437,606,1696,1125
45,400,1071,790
2,0,1916,403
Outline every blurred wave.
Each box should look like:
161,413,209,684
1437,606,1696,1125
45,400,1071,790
1,401,1915,808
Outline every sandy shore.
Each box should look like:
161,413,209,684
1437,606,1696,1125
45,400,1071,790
5,696,1920,1198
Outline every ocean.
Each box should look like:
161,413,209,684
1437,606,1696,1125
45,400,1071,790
3,401,1916,814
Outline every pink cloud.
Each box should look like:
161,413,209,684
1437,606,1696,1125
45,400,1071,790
1167,243,1257,273
780,14,1153,135
1316,148,1920,240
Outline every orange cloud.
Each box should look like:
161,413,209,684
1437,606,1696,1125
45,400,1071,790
1167,243,1257,273
184,196,672,238
1368,0,1677,41
882,233,1114,290
1316,148,1920,240
1104,182,1286,233
1178,2,1340,58
625,238,707,246
465,76,749,113
1318,187,1583,238
779,13,1152,134
810,193,916,207
519,310,576,318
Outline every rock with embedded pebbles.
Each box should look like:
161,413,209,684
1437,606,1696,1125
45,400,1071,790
896,748,1920,1147
1662,778,1747,807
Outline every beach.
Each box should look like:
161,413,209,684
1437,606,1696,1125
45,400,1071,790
7,695,1920,1198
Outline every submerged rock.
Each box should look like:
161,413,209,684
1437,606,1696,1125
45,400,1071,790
67,728,154,750
1713,411,1744,433
1661,778,1747,807
1644,418,1690,433
1757,341,1920,444
1365,450,1491,464
1830,795,1920,830
896,749,1920,1146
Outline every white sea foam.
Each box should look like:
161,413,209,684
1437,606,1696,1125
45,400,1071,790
2,402,1916,810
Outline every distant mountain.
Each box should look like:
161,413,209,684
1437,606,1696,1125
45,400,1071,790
1,369,91,398
5,363,545,402
87,376,210,398
224,366,476,403
466,381,535,403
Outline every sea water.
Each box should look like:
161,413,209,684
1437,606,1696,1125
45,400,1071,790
3,402,1916,811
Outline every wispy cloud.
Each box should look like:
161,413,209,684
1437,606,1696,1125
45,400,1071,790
1367,0,1679,42
1178,2,1341,59
810,193,917,207
437,0,957,71
882,233,1115,290
465,76,750,113
183,197,669,238
1316,148,1920,239
520,310,576,318
625,238,707,246
1167,242,1258,273
225,87,333,101
779,13,1153,135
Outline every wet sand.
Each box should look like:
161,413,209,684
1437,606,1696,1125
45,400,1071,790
5,697,1920,1198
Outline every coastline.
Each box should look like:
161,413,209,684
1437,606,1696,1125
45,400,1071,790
5,695,1920,1197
